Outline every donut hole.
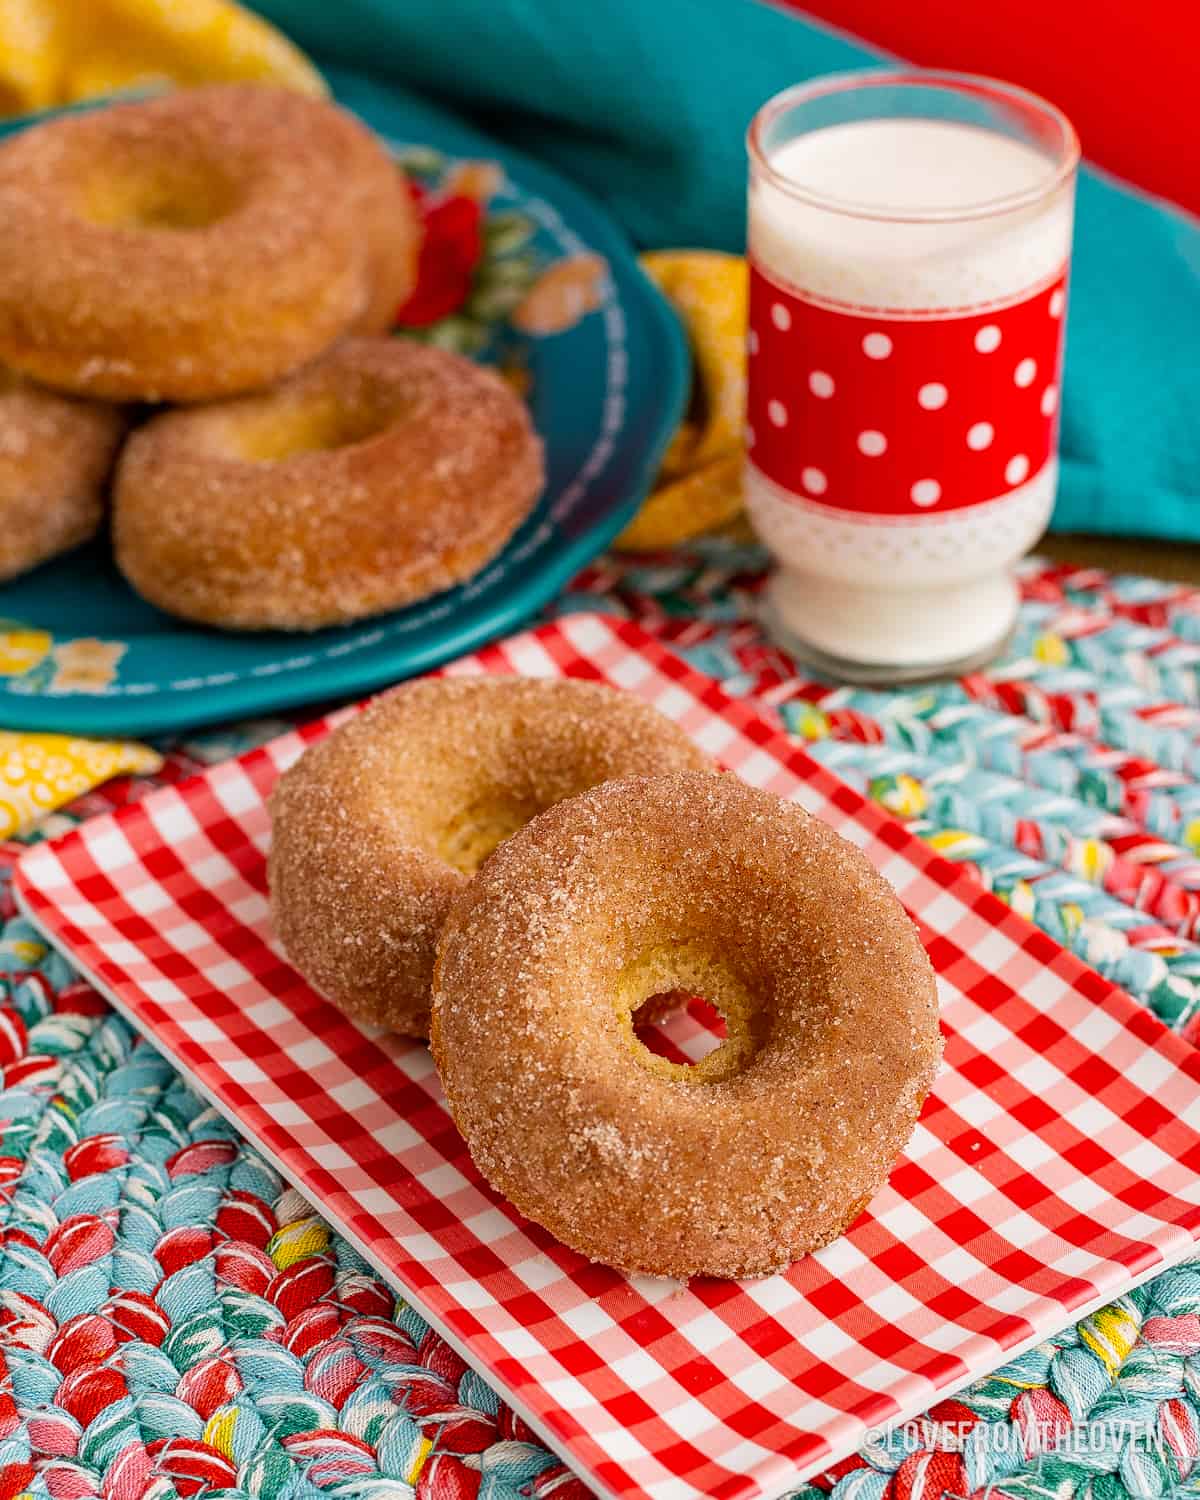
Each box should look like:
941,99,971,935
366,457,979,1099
617,943,766,1085
662,346,713,477
229,392,401,464
80,159,241,231
633,993,726,1064
436,794,545,876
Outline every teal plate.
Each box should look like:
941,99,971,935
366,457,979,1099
0,84,687,736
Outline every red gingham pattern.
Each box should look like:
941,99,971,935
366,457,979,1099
14,614,1200,1500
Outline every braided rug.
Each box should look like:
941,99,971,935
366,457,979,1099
3,538,1199,1500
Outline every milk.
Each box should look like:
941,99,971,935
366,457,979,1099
746,115,1075,676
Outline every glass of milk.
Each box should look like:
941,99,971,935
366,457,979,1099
745,70,1078,680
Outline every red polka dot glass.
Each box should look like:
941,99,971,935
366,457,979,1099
745,70,1079,679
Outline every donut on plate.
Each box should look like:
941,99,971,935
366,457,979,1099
431,771,942,1279
0,368,124,581
112,337,544,630
0,85,418,401
336,113,418,336
268,678,711,1038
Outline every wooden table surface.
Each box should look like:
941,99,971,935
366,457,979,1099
1039,534,1200,584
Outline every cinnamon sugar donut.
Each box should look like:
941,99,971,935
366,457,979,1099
0,368,124,580
0,86,418,401
112,338,543,630
431,772,942,1279
326,103,418,336
268,679,710,1038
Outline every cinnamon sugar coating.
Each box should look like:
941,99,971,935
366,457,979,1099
330,106,419,335
0,86,417,401
268,678,711,1036
112,338,544,630
0,368,125,580
430,772,942,1280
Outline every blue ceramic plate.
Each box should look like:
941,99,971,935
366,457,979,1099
0,91,687,735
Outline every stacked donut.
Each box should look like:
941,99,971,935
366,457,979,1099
0,85,543,623
269,676,943,1279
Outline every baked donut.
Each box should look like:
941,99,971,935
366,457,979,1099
431,772,942,1279
0,368,124,581
268,678,710,1037
333,109,417,335
0,85,418,401
112,338,544,630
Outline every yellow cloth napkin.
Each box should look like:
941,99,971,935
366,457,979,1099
0,730,161,837
616,250,747,551
0,0,324,114
0,627,159,837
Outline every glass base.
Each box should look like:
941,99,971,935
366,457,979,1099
762,569,1018,684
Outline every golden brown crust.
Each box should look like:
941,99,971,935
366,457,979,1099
267,678,711,1037
430,772,943,1279
0,86,417,401
0,369,125,580
112,337,544,630
333,111,419,335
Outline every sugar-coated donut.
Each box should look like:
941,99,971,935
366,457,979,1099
431,772,942,1279
112,338,543,631
0,368,124,581
268,679,711,1038
0,85,418,401
330,105,417,336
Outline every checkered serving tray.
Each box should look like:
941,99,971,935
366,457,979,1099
14,613,1200,1500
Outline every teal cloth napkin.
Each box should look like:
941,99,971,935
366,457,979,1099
252,0,1200,542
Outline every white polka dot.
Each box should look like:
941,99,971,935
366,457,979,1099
767,399,788,428
1014,358,1037,388
808,370,835,399
862,332,892,360
1049,288,1065,318
747,329,759,356
1005,453,1030,486
801,466,827,495
857,430,887,456
1041,384,1059,416
966,421,994,451
771,302,791,331
917,382,948,410
910,479,941,507
974,325,1002,354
